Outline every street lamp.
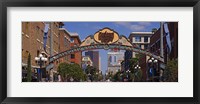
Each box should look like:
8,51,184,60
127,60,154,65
134,65,141,70
126,69,131,73
134,64,141,81
35,53,48,82
126,69,131,81
148,57,158,81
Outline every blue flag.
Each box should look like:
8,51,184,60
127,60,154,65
43,23,49,50
43,32,48,50
164,23,172,54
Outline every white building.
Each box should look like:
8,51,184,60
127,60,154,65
107,50,124,74
129,32,154,58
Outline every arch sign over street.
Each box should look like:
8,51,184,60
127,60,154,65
49,27,164,63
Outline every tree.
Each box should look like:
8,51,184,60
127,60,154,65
134,68,143,82
128,56,143,82
164,59,178,82
85,65,101,82
27,53,32,82
113,71,121,82
57,62,69,81
58,63,86,82
129,58,139,72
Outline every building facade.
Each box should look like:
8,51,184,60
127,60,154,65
85,51,100,70
22,22,67,81
167,22,178,59
149,22,178,64
47,22,62,72
107,50,124,74
22,22,46,67
22,22,47,80
129,32,153,57
148,22,178,81
70,33,82,66
59,28,71,64
123,32,153,79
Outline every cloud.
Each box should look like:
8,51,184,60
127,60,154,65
130,25,145,31
114,22,152,31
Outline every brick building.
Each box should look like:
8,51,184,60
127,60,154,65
22,22,46,67
167,22,178,59
22,22,66,80
59,28,71,64
70,33,82,66
148,22,178,81
47,22,62,71
150,22,178,61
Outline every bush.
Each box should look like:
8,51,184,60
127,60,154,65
164,59,178,82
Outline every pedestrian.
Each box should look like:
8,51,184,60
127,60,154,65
58,74,62,82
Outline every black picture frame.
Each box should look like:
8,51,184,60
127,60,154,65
0,0,199,104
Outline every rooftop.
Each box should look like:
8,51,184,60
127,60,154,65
70,32,79,36
129,32,154,39
59,28,71,36
131,32,154,35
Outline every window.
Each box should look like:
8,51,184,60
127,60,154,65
71,54,75,59
109,56,112,62
37,50,40,57
144,44,148,49
64,37,67,46
84,57,88,61
36,26,40,33
135,36,141,42
144,36,148,42
114,56,117,62
139,44,143,49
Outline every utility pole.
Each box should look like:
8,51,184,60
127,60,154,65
49,22,54,82
160,22,165,81
50,22,53,57
160,22,164,58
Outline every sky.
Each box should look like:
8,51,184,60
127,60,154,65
63,22,160,74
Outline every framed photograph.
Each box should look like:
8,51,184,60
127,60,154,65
0,0,199,104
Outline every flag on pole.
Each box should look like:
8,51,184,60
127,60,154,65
164,23,172,54
43,23,49,50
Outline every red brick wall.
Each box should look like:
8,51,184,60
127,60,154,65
70,36,82,66
22,22,45,66
59,29,71,64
